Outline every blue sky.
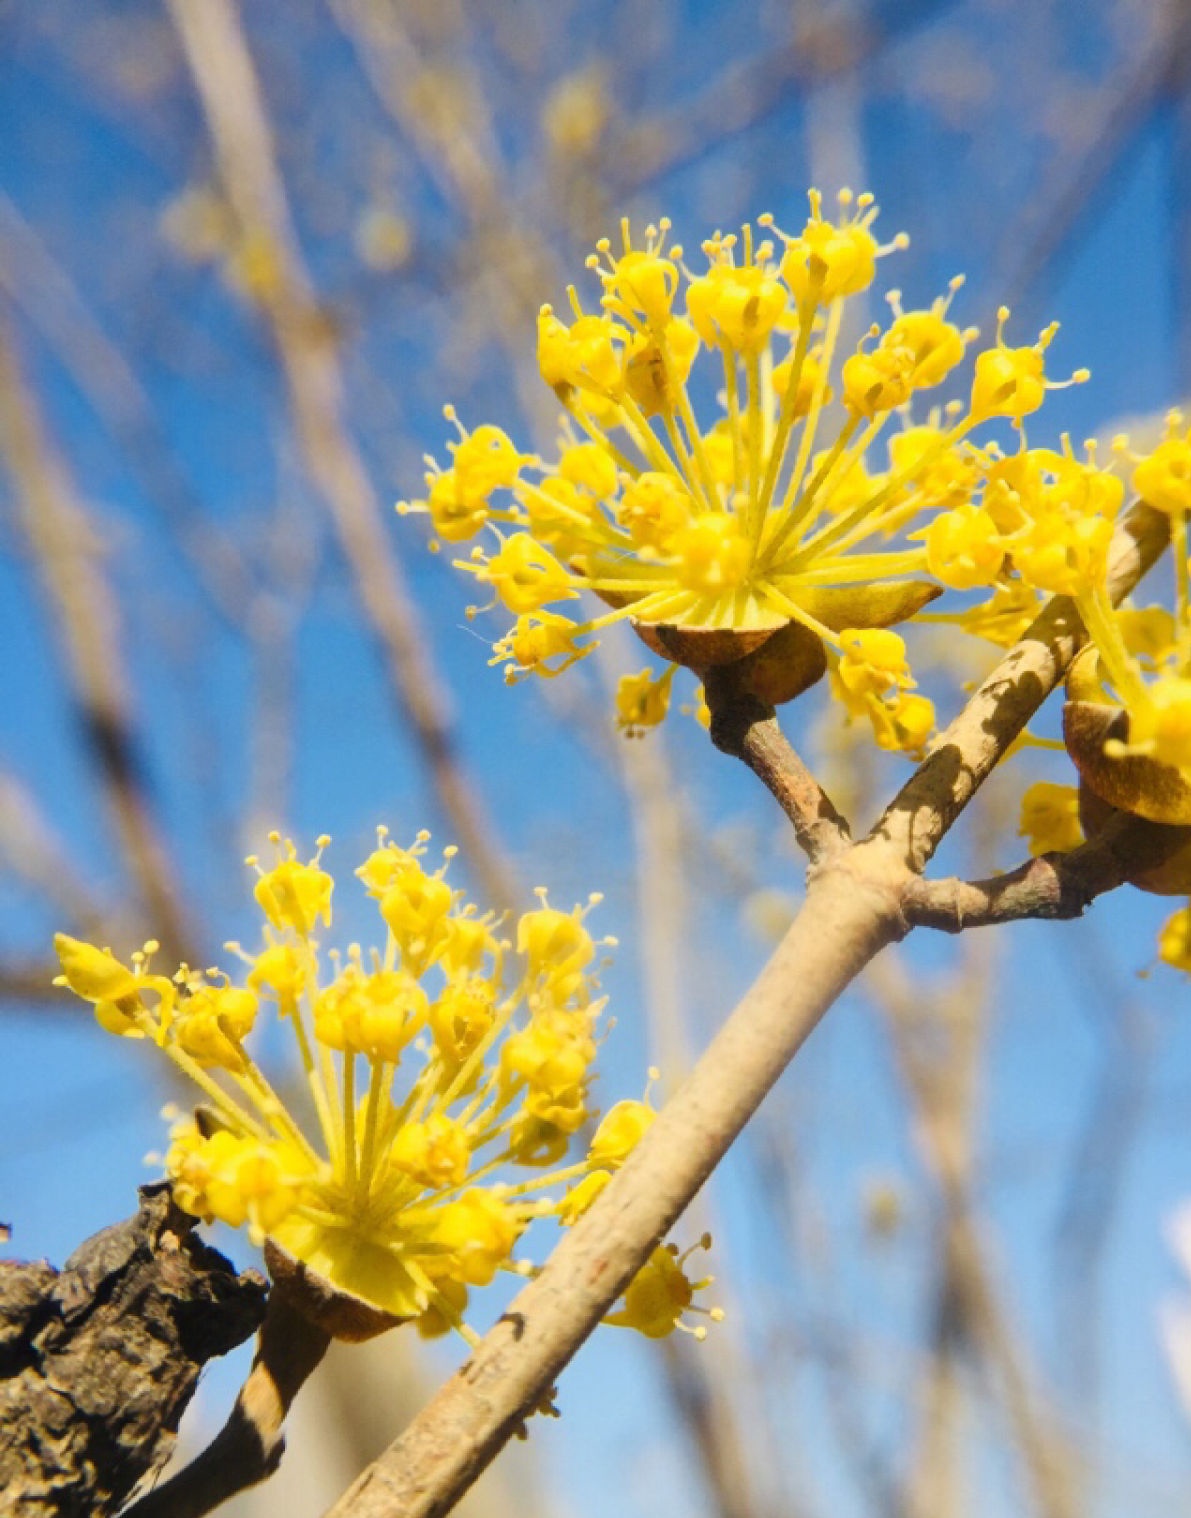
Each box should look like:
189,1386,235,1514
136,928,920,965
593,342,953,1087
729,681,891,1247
2,4,1190,1515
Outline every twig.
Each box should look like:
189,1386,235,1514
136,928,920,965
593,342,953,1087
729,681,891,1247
0,314,195,964
704,670,851,864
0,1185,265,1517
121,1287,330,1518
902,808,1183,930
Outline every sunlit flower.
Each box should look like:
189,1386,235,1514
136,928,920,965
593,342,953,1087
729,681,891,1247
833,628,935,757
1056,414,1191,829
1160,903,1191,973
54,832,709,1343
399,191,1088,740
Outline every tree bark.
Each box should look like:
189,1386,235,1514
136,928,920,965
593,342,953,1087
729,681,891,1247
0,1184,266,1517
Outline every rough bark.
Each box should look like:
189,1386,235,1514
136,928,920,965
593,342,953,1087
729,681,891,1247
0,1183,266,1517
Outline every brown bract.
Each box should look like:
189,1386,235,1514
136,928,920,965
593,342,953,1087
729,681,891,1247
1063,648,1191,826
630,579,942,700
1078,780,1191,895
264,1240,407,1343
631,620,776,668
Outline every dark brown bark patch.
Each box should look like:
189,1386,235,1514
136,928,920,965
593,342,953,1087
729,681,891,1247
0,1183,266,1517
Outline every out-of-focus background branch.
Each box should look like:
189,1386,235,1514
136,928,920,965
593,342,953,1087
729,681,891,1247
3,2,1191,1516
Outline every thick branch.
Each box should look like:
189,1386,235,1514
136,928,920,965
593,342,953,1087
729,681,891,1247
0,1185,265,1517
325,862,904,1518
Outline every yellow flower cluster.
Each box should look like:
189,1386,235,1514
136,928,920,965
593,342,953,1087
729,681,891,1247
1030,412,1191,977
1073,416,1191,779
400,190,1089,755
53,833,719,1342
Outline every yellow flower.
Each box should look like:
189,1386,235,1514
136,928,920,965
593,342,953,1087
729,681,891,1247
1029,417,1191,816
54,833,703,1343
779,188,880,301
1133,433,1191,516
491,611,589,682
616,666,675,737
250,833,333,935
603,1237,722,1340
54,936,175,1038
589,1099,655,1169
1018,782,1084,856
401,191,1087,744
969,310,1087,420
686,260,787,353
924,503,1005,590
834,628,934,758
1159,904,1191,973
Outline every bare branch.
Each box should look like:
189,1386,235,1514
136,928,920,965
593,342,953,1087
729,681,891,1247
0,315,195,963
163,0,518,911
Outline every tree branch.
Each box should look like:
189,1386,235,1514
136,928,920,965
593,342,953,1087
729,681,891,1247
324,861,905,1518
704,671,851,863
121,1289,330,1518
878,501,1169,871
0,1185,265,1517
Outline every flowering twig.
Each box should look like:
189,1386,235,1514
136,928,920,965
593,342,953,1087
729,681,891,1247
324,500,1164,1518
878,500,1169,872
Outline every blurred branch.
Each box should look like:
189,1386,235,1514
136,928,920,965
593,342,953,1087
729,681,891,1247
996,6,1178,322
872,953,1081,1518
0,314,194,962
0,770,115,939
1052,933,1153,1414
607,0,955,195
164,0,518,910
0,192,255,627
0,962,73,1003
